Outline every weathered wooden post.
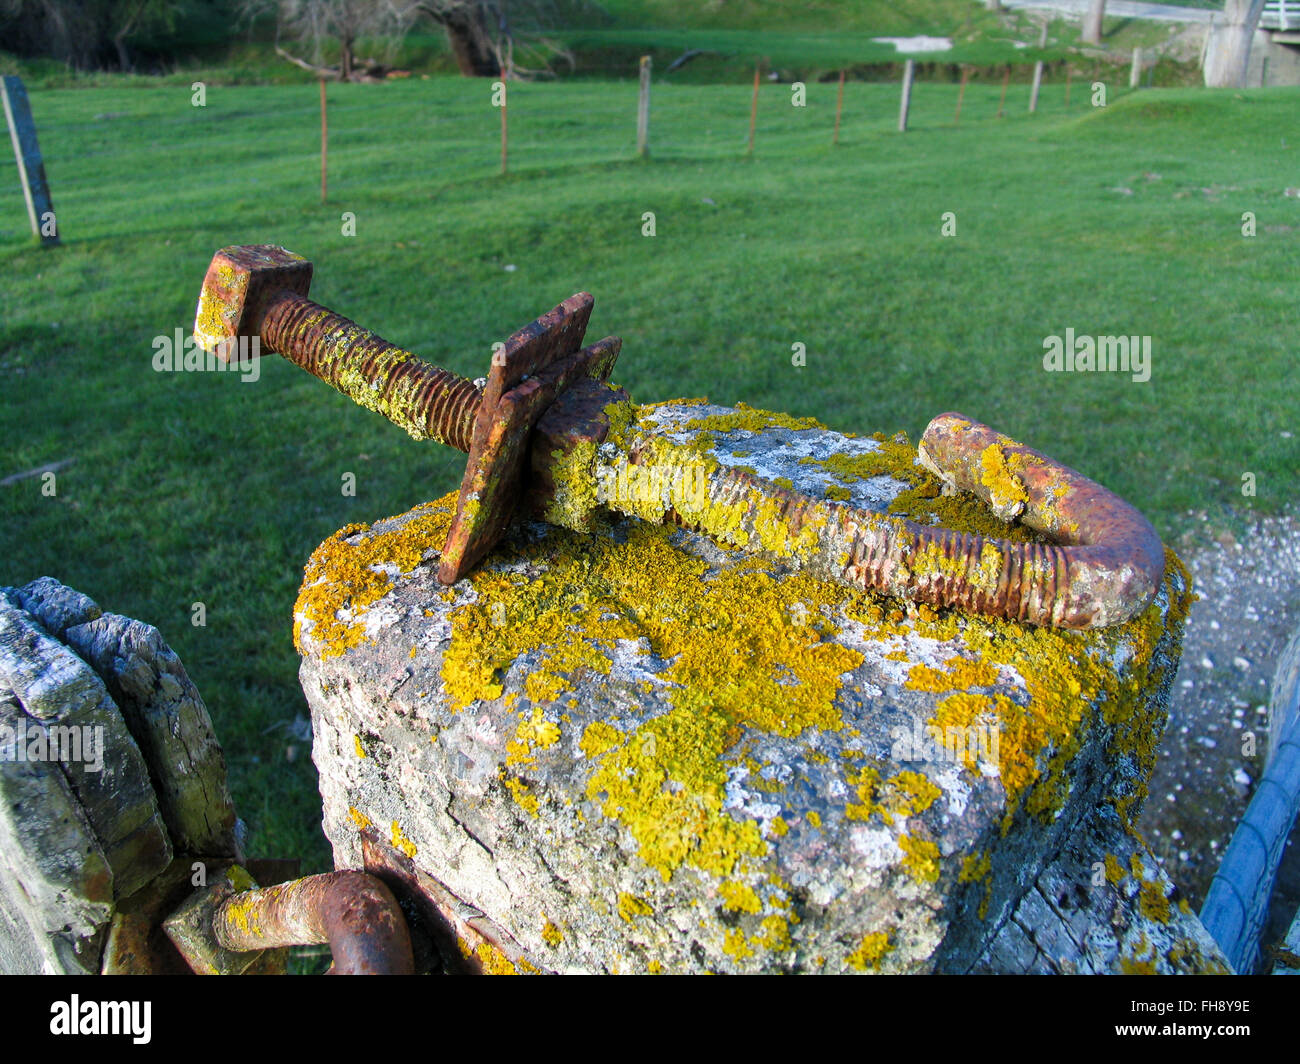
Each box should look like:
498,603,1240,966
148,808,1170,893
1,76,59,246
748,62,760,155
898,59,915,132
319,79,328,203
500,79,508,175
1130,47,1143,88
954,66,969,124
833,69,845,144
1029,21,1048,113
636,56,651,158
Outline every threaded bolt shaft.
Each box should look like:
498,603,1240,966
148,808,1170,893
261,290,482,453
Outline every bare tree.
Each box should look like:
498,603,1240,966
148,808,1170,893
1081,0,1106,45
1204,0,1267,87
244,0,424,81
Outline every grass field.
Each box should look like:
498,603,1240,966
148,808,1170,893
2,72,1297,881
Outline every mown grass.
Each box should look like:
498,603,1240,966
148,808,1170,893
2,75,1297,879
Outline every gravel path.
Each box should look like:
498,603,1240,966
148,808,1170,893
1137,508,1300,969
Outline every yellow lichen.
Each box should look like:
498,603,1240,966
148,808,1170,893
1104,853,1125,885
846,930,894,972
718,881,763,914
899,835,941,885
506,707,562,767
347,806,371,831
579,721,623,759
541,919,563,947
294,499,457,659
617,892,653,923
1138,878,1172,924
390,820,417,859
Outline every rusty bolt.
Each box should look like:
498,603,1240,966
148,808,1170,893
611,412,1165,629
194,245,482,452
213,871,414,975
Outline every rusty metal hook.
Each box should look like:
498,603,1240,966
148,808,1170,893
214,871,414,975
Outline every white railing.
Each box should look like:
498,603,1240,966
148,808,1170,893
1262,1,1300,31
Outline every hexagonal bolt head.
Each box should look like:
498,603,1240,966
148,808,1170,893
194,245,313,361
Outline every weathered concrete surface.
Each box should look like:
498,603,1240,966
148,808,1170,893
299,401,1226,974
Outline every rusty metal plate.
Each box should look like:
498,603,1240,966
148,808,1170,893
438,294,623,584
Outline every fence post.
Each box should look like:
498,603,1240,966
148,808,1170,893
748,63,760,155
955,66,969,124
1130,47,1142,88
898,59,915,133
636,56,651,158
319,79,328,203
833,69,845,144
1029,21,1047,113
500,79,508,174
2,75,59,245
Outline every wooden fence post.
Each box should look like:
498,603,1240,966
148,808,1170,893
319,79,328,203
748,63,760,155
1,75,59,245
1029,21,1047,113
833,69,845,144
955,66,969,124
500,79,508,174
636,56,651,158
898,59,915,133
1130,47,1142,88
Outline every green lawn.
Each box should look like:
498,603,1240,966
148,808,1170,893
2,74,1297,879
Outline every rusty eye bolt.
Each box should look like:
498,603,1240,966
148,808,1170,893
214,872,414,975
193,245,1166,629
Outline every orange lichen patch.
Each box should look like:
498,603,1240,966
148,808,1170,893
723,927,754,959
506,707,561,767
977,443,1031,516
846,930,894,972
390,821,417,859
586,705,767,882
899,835,941,885
541,919,563,947
457,937,523,976
1138,878,1172,925
752,915,792,952
905,656,1001,693
844,763,882,822
617,892,653,923
295,499,457,659
681,402,827,437
1105,853,1126,885
579,721,623,760
503,773,541,817
718,881,763,914
959,852,991,884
